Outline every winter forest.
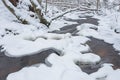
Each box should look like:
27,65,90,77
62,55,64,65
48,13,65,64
0,0,120,80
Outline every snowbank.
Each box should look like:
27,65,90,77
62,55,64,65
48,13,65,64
0,0,120,80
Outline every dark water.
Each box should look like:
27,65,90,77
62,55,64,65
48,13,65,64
1,15,98,79
50,16,99,35
0,47,61,80
0,15,119,79
79,37,120,74
87,37,120,68
54,15,120,74
0,37,119,79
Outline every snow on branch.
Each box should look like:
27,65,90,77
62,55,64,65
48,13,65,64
30,0,42,21
50,6,98,23
2,0,28,24
2,0,49,27
30,0,50,26
2,0,98,27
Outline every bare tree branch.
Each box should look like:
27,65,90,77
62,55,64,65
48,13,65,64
45,0,48,15
37,0,42,5
50,7,98,23
2,0,99,27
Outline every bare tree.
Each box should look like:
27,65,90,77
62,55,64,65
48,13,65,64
45,0,48,15
2,0,100,27
30,0,50,26
9,0,19,6
2,0,50,27
38,0,42,5
97,0,100,10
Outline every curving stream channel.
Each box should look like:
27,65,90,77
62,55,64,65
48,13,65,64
0,15,120,80
80,37,120,74
0,48,61,80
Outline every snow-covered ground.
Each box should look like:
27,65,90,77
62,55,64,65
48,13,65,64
0,0,120,80
77,10,120,51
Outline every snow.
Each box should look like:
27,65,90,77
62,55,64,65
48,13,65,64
90,64,114,79
7,63,93,80
77,10,120,52
61,70,94,80
7,52,100,80
106,69,120,80
64,12,81,19
77,23,98,31
79,53,101,63
7,63,120,80
49,19,77,30
0,0,120,80
90,64,120,80
0,33,90,57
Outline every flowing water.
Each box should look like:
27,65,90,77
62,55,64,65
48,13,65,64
51,16,99,35
0,15,120,80
0,47,61,80
79,37,120,74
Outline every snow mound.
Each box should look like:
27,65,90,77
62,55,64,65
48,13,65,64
79,53,101,64
0,33,89,57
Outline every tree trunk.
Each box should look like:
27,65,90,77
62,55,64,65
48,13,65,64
45,0,48,15
30,0,50,26
9,0,19,6
2,0,28,24
97,0,100,10
3,0,50,27
37,0,42,5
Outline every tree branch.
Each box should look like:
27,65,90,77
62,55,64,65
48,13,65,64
30,0,50,26
50,7,98,23
2,0,28,24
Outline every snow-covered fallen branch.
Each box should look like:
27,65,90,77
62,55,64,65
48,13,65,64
2,0,98,27
50,7,98,23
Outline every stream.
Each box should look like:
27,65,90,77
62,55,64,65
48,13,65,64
0,48,61,80
80,37,120,74
0,15,120,80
